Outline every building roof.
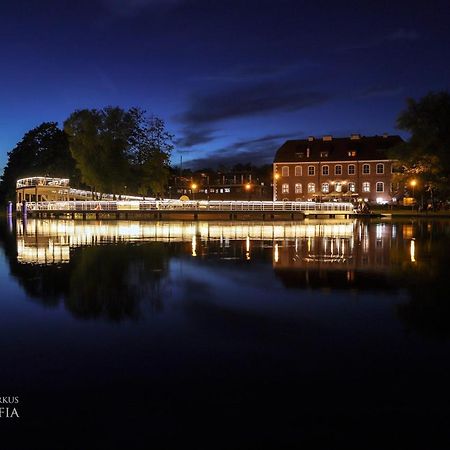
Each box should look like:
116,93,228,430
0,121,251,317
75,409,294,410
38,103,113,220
274,134,403,163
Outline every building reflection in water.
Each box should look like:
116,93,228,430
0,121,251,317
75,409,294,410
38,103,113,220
4,218,450,338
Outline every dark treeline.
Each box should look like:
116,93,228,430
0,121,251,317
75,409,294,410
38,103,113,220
0,106,173,203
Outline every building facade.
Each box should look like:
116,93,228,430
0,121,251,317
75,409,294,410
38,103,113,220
273,134,402,203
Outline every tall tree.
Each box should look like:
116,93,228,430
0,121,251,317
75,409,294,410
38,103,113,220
0,122,79,203
64,107,132,195
392,91,450,199
64,107,173,197
127,109,173,196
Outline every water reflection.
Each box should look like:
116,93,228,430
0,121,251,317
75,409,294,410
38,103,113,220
1,218,450,338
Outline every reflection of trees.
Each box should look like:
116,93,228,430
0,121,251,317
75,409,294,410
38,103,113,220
65,244,169,321
0,221,170,321
395,223,450,340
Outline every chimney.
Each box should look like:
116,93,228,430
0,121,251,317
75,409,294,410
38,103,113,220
350,133,361,140
323,135,332,141
307,136,314,142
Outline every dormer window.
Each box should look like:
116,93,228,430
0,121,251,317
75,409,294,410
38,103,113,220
320,151,329,158
348,150,357,157
295,152,304,159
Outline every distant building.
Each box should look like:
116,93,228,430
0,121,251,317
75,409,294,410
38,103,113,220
168,168,272,201
273,134,403,203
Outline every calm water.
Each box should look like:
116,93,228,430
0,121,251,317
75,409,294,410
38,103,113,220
1,218,450,448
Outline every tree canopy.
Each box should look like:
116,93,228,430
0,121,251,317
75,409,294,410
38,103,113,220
0,122,79,203
64,107,173,196
392,91,450,199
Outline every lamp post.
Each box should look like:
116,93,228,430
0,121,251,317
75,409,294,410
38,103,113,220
273,173,279,201
410,179,417,211
191,183,197,201
245,182,251,201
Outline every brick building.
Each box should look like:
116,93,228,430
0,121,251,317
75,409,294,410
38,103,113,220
273,134,402,203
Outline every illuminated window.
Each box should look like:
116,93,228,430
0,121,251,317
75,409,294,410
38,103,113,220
348,182,356,192
335,182,342,192
282,166,289,177
362,164,370,174
307,183,315,193
362,182,370,192
376,182,384,192
322,165,329,176
282,183,289,193
295,183,302,194
348,164,355,175
295,166,302,176
308,166,315,176
348,150,357,157
320,151,328,158
335,165,342,175
322,183,329,193
376,163,384,174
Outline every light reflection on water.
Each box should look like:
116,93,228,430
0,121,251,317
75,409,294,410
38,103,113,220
1,218,450,447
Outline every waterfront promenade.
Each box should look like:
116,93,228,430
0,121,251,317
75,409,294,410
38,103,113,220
17,199,356,221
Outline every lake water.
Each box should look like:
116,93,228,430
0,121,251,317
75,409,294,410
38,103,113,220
1,218,450,449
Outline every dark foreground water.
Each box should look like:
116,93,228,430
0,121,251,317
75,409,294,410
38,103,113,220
1,218,450,449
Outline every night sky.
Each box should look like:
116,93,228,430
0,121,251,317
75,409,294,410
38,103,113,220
1,0,449,170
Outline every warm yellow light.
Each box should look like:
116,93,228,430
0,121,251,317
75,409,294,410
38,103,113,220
274,173,280,180
410,239,416,263
410,179,417,187
245,183,251,191
191,183,197,190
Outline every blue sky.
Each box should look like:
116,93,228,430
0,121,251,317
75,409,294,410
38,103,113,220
1,0,449,170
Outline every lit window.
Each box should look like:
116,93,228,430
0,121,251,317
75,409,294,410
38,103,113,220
348,182,356,192
335,165,342,175
320,151,328,158
376,182,384,192
282,166,289,177
307,183,315,193
224,188,230,193
362,182,370,192
376,163,384,174
348,150,357,157
295,183,302,194
282,183,289,193
295,166,302,176
335,182,342,192
308,166,315,176
362,164,370,174
348,164,355,175
322,165,329,176
322,183,329,193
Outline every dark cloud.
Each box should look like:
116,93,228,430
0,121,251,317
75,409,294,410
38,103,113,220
387,29,420,42
193,61,320,84
340,28,420,51
179,81,330,126
100,0,183,16
184,131,303,169
358,85,404,99
175,128,217,148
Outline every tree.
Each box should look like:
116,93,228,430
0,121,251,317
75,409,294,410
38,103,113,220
392,91,450,200
64,107,173,197
127,109,173,196
0,122,79,204
64,107,133,195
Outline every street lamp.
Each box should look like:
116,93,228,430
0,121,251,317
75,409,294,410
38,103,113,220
410,179,417,210
191,183,197,200
245,182,251,201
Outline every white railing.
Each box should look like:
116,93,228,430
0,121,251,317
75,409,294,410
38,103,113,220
20,200,355,213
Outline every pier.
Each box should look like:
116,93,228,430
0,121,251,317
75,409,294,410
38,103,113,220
18,199,355,220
